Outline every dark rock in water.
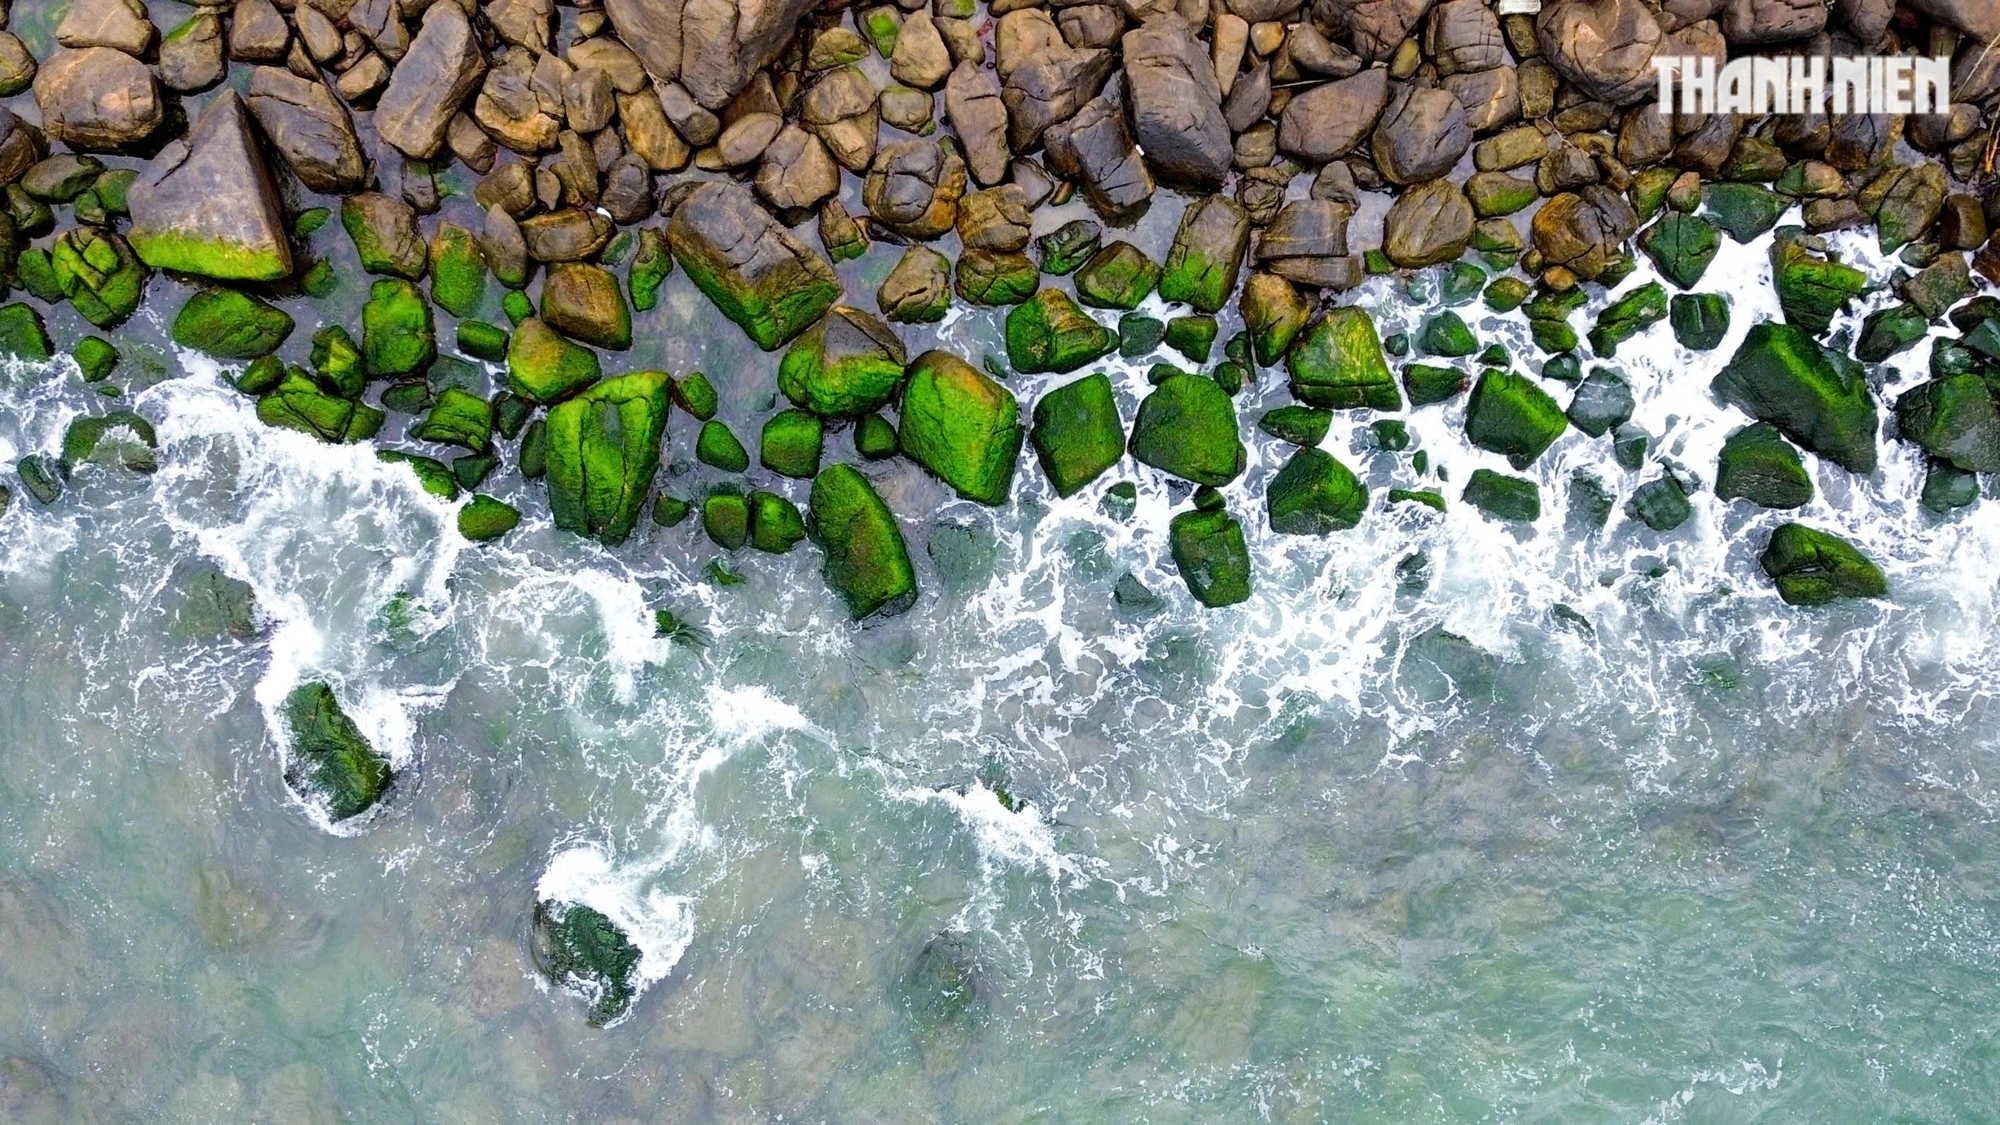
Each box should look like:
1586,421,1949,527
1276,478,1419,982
779,306,907,418
257,372,385,444
903,936,978,1026
1921,459,1979,514
1259,405,1333,447
1121,14,1231,189
1043,91,1154,223
1589,282,1669,357
15,455,62,506
928,520,999,594
1462,468,1540,522
809,463,918,620
1770,237,1866,337
60,410,156,476
1168,507,1250,607
1894,373,2000,473
1466,370,1567,469
532,900,642,1027
1855,304,1930,364
1670,293,1730,351
1566,369,1634,437
1005,289,1115,375
1288,307,1400,410
1403,363,1467,407
1639,213,1719,290
1113,571,1161,612
899,350,1022,505
1383,179,1475,269
1759,523,1887,606
1715,422,1812,510
1419,312,1477,358
1129,373,1245,487
702,490,750,550
281,681,392,822
545,372,670,546
128,92,291,282
1713,322,1877,474
1266,447,1366,535
864,140,966,240
1626,476,1691,532
1159,195,1250,314
1074,242,1159,311
1031,372,1125,498
173,288,292,359
33,47,163,150
1531,186,1639,282
668,181,840,350
877,246,951,325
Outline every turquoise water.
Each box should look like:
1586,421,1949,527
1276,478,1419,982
5,212,2000,1122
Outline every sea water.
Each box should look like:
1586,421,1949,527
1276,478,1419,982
4,203,2000,1122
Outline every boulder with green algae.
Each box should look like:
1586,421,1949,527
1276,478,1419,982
544,371,670,546
126,91,292,282
1266,447,1366,535
1030,372,1124,497
703,490,749,548
1716,422,1812,509
1129,373,1245,486
1239,272,1309,366
627,226,672,312
1419,311,1477,357
1862,161,1945,255
457,320,508,361
953,249,1038,306
51,227,148,328
1168,507,1250,607
410,387,492,451
506,317,600,403
1771,237,1867,336
1005,289,1115,375
341,192,428,280
60,410,156,476
1638,213,1720,289
1074,241,1159,310
877,245,951,324
378,450,460,499
1760,523,1887,606
541,262,631,350
361,279,436,378
257,371,385,443
674,372,719,420
1037,218,1101,275
428,222,486,318
0,303,52,359
855,414,898,459
1259,404,1331,446
1703,183,1787,242
1462,468,1540,522
457,495,520,541
1164,316,1217,363
778,306,907,417
667,181,840,350
1288,307,1400,410
531,901,643,1027
281,681,392,822
1588,281,1669,357
172,288,293,359
1671,293,1730,350
1404,362,1467,406
748,490,807,553
16,456,61,505
696,419,749,471
1159,195,1250,313
1626,475,1691,531
809,463,917,619
760,409,824,478
1856,304,1930,363
1713,322,1877,473
1894,373,2000,472
1921,460,1978,513
73,336,119,381
1466,369,1566,468
898,350,1023,504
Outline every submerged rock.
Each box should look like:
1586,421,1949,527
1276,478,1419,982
1168,507,1250,607
1759,523,1887,606
808,463,918,619
544,370,670,545
281,681,392,822
668,181,840,350
60,410,156,476
899,350,1023,505
531,900,642,1026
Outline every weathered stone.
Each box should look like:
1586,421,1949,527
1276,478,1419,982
1122,15,1231,189
48,227,146,329
1288,307,1399,409
521,209,614,263
1670,292,1730,350
539,263,630,350
1005,289,1115,374
944,62,1009,186
282,682,391,821
256,371,385,442
1384,179,1476,268
1075,241,1160,310
127,93,290,283
545,370,669,545
891,10,953,89
667,183,839,350
1531,186,1640,281
1129,374,1244,487
878,245,952,324
1588,281,1669,356
33,48,163,150
1373,83,1472,186
809,463,917,619
1537,0,1662,105
1277,67,1389,164
244,67,366,194
1266,446,1366,534
779,306,908,417
956,186,1032,253
1466,369,1567,468
60,409,156,477
899,350,1023,504
1031,372,1125,497
1001,28,1113,150
1716,422,1812,509
802,66,880,172
1713,321,1877,473
1239,272,1310,366
1168,507,1250,607
1565,368,1634,437
1043,92,1155,221
955,249,1038,306
1159,196,1250,313
375,3,486,159
1760,523,1886,606
1770,237,1866,337
1895,374,2000,473
1461,468,1539,521
1638,213,1719,290
343,192,428,280
864,140,966,239
360,279,436,379
58,0,156,55
507,317,600,402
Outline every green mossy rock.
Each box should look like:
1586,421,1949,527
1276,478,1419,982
1030,372,1125,497
1129,373,1245,486
257,372,385,443
953,249,1038,306
696,419,750,472
748,490,807,553
457,320,508,361
674,372,719,420
1466,369,1567,468
281,681,392,822
1288,307,1400,410
73,336,119,381
1670,293,1730,351
410,387,493,451
855,414,899,459
1419,311,1477,357
1036,218,1100,275
1159,195,1250,313
16,455,61,505
1713,322,1877,473
1403,363,1467,407
1164,316,1217,363
1004,289,1115,375
541,262,632,350
667,181,841,350
60,410,157,476
0,303,52,360
1856,303,1930,363
1462,468,1540,522
531,901,642,1027
503,290,535,324
778,306,908,417
1894,373,2000,472
1588,281,1668,357
1771,237,1867,336
428,223,487,318
308,325,363,398
1485,276,1533,312
628,226,672,312
1168,508,1251,607
173,288,293,359
1703,183,1788,242
1074,241,1159,310
236,355,287,395
341,192,428,280
703,490,749,548
1565,368,1633,437
1715,422,1812,509
1638,213,1720,289
1239,272,1309,366
809,462,918,619
1120,313,1166,358
361,279,436,379
1625,475,1691,531
760,409,824,478
519,420,548,478
51,227,148,329
378,450,460,499
544,371,671,545
1759,523,1887,606
457,494,520,541
377,379,428,413
1258,404,1332,446
507,317,601,403
1265,447,1366,535
898,350,1023,504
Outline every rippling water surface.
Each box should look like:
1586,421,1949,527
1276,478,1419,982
5,205,2000,1122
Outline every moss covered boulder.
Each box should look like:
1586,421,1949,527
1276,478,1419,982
281,681,391,822
1266,447,1365,535
1288,307,1400,410
60,410,157,476
256,371,385,443
1074,241,1159,310
748,489,807,553
541,262,631,350
1713,322,1877,473
531,901,642,1027
428,222,486,317
1127,373,1245,487
898,350,1022,504
341,191,428,280
1462,468,1539,522
126,91,292,282
778,305,907,417
667,181,840,349
1670,293,1730,351
1638,213,1719,289
1771,237,1866,336
1168,507,1250,607
1159,195,1250,313
1004,288,1115,375
507,317,601,403
1715,422,1812,509
1587,281,1668,357
0,303,52,360
760,409,824,478
1465,369,1566,468
808,462,918,619
1759,523,1887,606
544,370,670,545
457,495,520,541
410,387,492,451
51,226,148,328
361,278,436,378
1030,372,1124,497
1893,373,2000,473
1239,272,1309,366
173,288,293,359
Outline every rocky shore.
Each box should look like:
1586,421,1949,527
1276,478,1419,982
3,0,1998,1021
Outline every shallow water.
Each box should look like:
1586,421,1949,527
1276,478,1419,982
5,199,2000,1123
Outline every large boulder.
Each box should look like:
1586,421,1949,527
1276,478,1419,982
1121,15,1231,189
1759,523,1887,606
1465,369,1568,469
1044,92,1155,222
246,67,366,194
1372,83,1471,186
1383,179,1475,268
808,463,917,619
1894,374,2000,473
1713,322,1877,474
128,92,292,282
1005,288,1115,374
532,901,643,1027
281,681,392,822
1537,0,1662,105
374,2,487,159
1531,186,1640,281
1129,372,1245,486
1168,507,1250,607
1277,68,1389,164
605,0,821,109
778,305,907,417
944,62,1009,187
1287,307,1401,410
544,370,670,545
173,287,292,358
1159,195,1250,313
863,140,966,240
1715,422,1813,509
1031,372,1125,497
1771,236,1866,336
898,350,1024,505
1312,0,1435,61
33,47,164,150
667,181,841,350
1001,36,1114,152
56,0,156,55
507,317,601,402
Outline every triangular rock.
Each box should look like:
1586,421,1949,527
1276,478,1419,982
128,90,293,282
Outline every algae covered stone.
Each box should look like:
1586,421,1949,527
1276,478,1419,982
361,278,436,378
1466,369,1567,468
1771,237,1866,336
696,420,750,472
703,490,749,548
1266,447,1365,535
531,901,642,1027
457,494,520,541
507,316,601,403
808,462,918,619
1759,522,1887,606
1005,289,1115,375
1670,293,1730,351
1894,373,2000,472
1713,321,1877,473
1128,372,1245,486
428,222,486,317
544,370,670,545
51,227,148,328
1288,307,1400,410
1461,468,1539,522
760,409,824,478
281,681,391,822
1030,372,1124,497
749,490,808,553
778,305,907,417
257,371,385,443
1638,213,1719,289
60,409,156,476
1587,281,1668,357
898,350,1022,504
1239,271,1309,366
668,180,841,349
173,287,292,358
1259,404,1331,446
410,387,492,451
1715,422,1812,509
0,303,52,359
1159,194,1250,313
541,262,631,350
1168,507,1250,607
1074,241,1159,310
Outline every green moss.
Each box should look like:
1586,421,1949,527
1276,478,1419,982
1164,315,1217,363
532,901,642,1027
410,387,493,451
748,490,807,553
702,490,750,548
1036,219,1101,275
1771,237,1867,336
1419,312,1478,358
457,495,520,541
760,409,824,478
1265,447,1366,535
281,682,392,822
429,223,487,318
1670,293,1730,351
1074,241,1159,310
1461,468,1540,522
1128,373,1245,487
307,325,363,398
696,420,750,472
0,303,52,360
173,288,293,359
855,414,898,459
1287,308,1400,410
1715,422,1812,509
1258,405,1331,446
1030,372,1125,497
954,249,1038,306
1588,281,1669,357
898,350,1023,504
777,306,908,417
257,372,385,443
1713,322,1877,473
72,336,118,381
674,372,719,420
1759,523,1887,606
1168,508,1251,607
1466,369,1567,468
378,450,461,499
1626,476,1691,531
361,278,436,378
628,226,672,312
1894,373,2000,472
808,463,918,619
51,227,148,328
1639,213,1720,289
457,320,509,361
506,317,600,403
544,371,671,545
1004,289,1115,375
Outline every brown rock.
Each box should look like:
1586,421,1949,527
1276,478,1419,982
1002,36,1115,151
520,208,614,262
944,61,1009,187
475,51,562,153
879,245,952,323
956,185,1033,252
1383,177,1474,267
1530,185,1638,280
755,125,839,214
247,67,367,194
1122,14,1232,189
1425,0,1504,76
566,37,649,93
1277,67,1390,164
32,48,163,150
229,0,291,63
56,0,156,56
619,89,692,170
1537,0,1662,106
1045,91,1156,222
891,10,953,89
128,91,293,282
480,203,531,287
335,54,392,103
1373,83,1472,186
863,139,966,238
1257,199,1349,259
802,66,880,172
375,2,488,160
1311,0,1436,62
489,0,555,54
564,67,616,133
716,112,783,168
0,34,36,98
1719,0,1824,44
